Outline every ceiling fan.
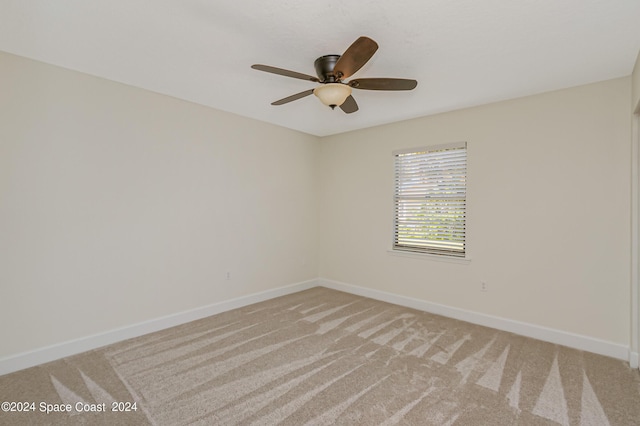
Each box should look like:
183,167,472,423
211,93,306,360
251,36,417,114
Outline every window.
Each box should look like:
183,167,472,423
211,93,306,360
393,142,467,258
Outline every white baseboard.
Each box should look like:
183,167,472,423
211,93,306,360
1,277,634,376
630,351,639,369
0,278,319,376
319,278,630,362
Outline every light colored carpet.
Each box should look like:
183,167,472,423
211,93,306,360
1,287,639,425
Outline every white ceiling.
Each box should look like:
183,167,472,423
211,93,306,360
1,1,639,137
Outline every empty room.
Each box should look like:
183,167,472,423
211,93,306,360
1,1,640,425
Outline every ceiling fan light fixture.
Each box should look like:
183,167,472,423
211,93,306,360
313,83,352,109
252,36,416,114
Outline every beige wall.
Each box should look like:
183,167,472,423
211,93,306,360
318,77,632,345
1,49,635,360
0,52,319,358
633,50,640,112
633,50,640,364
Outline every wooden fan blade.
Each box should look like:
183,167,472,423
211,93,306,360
349,78,417,91
252,64,319,82
333,36,378,79
340,95,359,114
271,89,315,105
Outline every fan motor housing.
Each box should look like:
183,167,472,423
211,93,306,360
314,55,341,82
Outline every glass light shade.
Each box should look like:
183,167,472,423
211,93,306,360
313,83,352,107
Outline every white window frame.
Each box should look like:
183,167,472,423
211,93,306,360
392,142,467,259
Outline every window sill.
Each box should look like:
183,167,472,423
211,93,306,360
387,249,471,264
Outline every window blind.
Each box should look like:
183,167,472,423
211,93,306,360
393,142,467,257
